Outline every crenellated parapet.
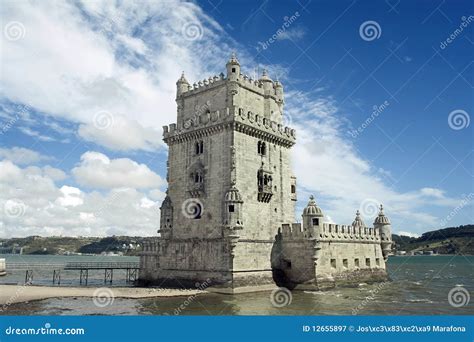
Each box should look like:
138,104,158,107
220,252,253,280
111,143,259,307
318,223,381,243
162,105,295,147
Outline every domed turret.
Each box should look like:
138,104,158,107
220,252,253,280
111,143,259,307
159,194,173,239
223,185,243,229
352,210,365,228
302,195,324,238
274,80,284,104
303,195,324,217
176,72,189,98
226,52,240,80
259,69,274,93
373,204,392,261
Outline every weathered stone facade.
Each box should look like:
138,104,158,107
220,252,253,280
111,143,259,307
139,54,392,293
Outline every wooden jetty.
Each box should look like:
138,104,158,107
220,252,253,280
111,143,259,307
6,261,139,285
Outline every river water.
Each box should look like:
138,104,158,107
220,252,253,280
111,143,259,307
0,255,472,315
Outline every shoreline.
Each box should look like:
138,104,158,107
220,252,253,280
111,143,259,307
0,284,206,306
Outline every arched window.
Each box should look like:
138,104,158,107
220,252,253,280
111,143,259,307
195,140,204,155
257,141,266,155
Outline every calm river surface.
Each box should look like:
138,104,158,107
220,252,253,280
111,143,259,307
1,255,473,315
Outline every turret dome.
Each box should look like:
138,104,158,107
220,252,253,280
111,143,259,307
225,186,243,202
176,72,189,85
374,204,390,225
226,52,240,66
352,210,366,228
302,195,323,216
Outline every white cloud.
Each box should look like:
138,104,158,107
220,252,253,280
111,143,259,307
0,146,52,165
398,231,420,238
0,0,235,151
0,159,163,237
72,151,164,189
78,114,162,151
276,27,306,41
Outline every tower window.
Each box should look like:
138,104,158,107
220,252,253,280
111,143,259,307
195,141,204,155
228,205,235,212
232,68,236,73
291,185,296,193
312,218,319,226
366,258,371,267
257,141,266,155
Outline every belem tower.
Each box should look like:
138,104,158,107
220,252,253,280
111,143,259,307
139,54,393,293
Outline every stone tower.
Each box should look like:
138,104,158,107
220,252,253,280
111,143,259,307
139,54,297,292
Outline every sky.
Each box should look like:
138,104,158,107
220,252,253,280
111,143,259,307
0,0,473,238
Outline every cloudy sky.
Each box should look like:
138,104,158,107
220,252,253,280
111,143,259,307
0,0,472,238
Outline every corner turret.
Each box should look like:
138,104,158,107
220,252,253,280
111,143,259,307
226,52,240,81
374,204,392,260
176,72,189,98
302,195,324,238
159,194,173,239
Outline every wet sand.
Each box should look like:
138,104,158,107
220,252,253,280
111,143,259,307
0,284,205,305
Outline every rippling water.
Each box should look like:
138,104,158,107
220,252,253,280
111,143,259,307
1,255,473,315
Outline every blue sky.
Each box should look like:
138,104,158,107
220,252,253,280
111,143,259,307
0,0,472,238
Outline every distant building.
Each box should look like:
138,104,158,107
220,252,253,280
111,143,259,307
139,55,392,293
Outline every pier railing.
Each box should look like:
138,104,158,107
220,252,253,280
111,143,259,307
5,261,140,285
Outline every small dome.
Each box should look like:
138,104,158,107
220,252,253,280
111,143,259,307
161,195,172,209
176,72,189,84
303,195,323,216
374,204,390,225
352,210,366,228
259,69,272,82
225,186,243,202
227,52,240,66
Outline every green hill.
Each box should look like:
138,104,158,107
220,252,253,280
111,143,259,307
392,224,474,255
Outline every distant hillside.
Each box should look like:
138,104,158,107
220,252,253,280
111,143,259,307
392,224,474,255
0,236,156,255
1,225,472,256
